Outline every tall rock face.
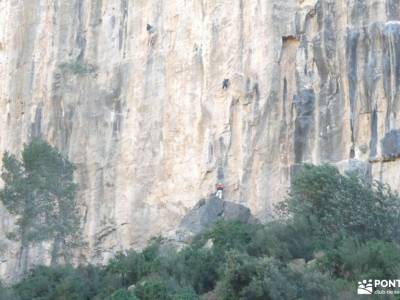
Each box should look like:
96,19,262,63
1,0,400,279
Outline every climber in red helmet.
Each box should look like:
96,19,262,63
215,182,224,199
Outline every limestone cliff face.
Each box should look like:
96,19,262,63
1,0,400,279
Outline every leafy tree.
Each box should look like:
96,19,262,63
279,164,400,245
170,287,199,300
201,220,255,252
15,265,93,300
110,289,140,300
133,277,170,300
320,239,400,280
0,139,80,270
0,281,19,300
171,246,219,294
247,218,317,261
101,238,165,296
105,250,150,288
216,251,334,300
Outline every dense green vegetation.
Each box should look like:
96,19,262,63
0,139,81,271
1,164,400,299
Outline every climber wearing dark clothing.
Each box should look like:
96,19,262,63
147,24,155,33
222,79,230,89
216,182,224,199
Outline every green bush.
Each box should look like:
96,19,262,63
0,281,18,300
15,265,96,300
216,251,334,300
170,287,199,300
247,218,318,261
110,289,139,300
171,246,219,294
320,239,400,280
133,277,170,300
201,220,255,252
280,164,400,244
105,250,149,288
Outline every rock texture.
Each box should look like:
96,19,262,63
1,0,400,280
174,196,255,243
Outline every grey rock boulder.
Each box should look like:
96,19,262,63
174,196,257,242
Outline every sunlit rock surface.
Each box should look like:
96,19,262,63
1,0,400,280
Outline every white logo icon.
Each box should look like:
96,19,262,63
358,279,373,294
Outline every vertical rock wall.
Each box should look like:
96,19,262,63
1,0,400,279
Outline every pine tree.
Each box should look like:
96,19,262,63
0,139,80,272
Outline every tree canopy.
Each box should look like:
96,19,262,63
0,139,80,265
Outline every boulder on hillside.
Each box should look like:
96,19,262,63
173,196,258,243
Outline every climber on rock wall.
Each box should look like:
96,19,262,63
222,78,230,89
146,24,154,33
215,182,224,199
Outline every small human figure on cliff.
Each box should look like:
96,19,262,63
146,24,157,46
222,79,230,90
146,24,155,34
215,182,224,199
